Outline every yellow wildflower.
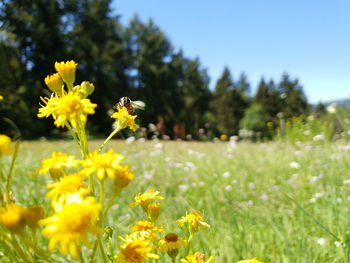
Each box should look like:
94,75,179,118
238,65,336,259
111,107,139,131
176,211,210,236
38,91,97,129
158,233,186,257
0,95,3,100
81,150,125,181
181,252,213,263
34,152,79,179
237,258,264,263
44,73,63,94
131,220,164,240
147,203,161,222
73,81,95,98
0,134,12,156
220,134,228,141
129,190,165,210
40,195,101,259
23,205,45,229
54,60,78,86
114,165,134,190
0,204,26,232
115,235,159,263
46,174,88,201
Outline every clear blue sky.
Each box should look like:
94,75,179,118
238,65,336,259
113,0,350,104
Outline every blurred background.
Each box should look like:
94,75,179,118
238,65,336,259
0,0,349,140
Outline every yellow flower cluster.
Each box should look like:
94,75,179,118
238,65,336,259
0,204,44,232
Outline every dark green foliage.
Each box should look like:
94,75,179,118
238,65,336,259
212,68,249,135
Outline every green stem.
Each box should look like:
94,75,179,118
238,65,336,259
89,238,99,263
78,120,89,158
285,193,340,240
66,122,82,154
98,125,122,153
2,240,21,263
172,257,176,263
97,236,108,263
78,245,86,263
10,236,32,263
101,190,120,222
100,180,105,217
6,140,20,203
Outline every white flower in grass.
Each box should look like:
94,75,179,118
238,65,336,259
289,162,300,169
225,185,232,191
317,238,326,246
222,171,231,178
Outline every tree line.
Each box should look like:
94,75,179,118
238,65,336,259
0,0,309,139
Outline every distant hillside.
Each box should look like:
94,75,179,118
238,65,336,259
327,98,350,107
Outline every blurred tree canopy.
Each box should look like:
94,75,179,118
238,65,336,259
0,0,311,139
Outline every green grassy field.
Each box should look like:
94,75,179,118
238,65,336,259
3,139,350,262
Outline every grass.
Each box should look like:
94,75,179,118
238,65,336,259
2,138,350,262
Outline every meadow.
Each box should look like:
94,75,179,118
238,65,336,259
3,138,350,262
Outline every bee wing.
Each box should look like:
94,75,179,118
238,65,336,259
132,100,146,110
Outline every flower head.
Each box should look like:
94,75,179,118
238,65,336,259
237,258,264,263
176,211,210,236
0,204,26,232
81,150,125,181
46,174,88,201
44,73,64,94
114,165,134,190
111,107,139,131
54,60,78,86
115,235,159,263
131,220,164,240
40,195,101,259
38,91,97,129
23,206,45,229
0,134,12,156
158,233,186,258
129,190,165,210
34,152,79,179
181,252,213,263
147,203,161,222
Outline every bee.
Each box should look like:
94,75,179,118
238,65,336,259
115,96,145,116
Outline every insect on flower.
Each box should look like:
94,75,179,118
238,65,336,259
115,96,145,116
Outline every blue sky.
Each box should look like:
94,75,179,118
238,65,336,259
113,0,350,103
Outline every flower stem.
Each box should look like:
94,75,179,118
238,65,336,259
78,245,85,263
97,236,108,263
6,140,20,203
98,125,121,153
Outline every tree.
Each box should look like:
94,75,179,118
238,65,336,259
278,73,308,119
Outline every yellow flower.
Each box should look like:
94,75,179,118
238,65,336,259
81,150,125,181
181,252,213,263
23,205,45,229
72,81,95,98
115,235,159,263
129,190,165,210
0,95,3,100
176,211,210,236
111,107,139,131
54,60,78,86
131,221,164,240
46,174,88,201
0,134,12,156
34,152,79,179
0,204,26,232
147,203,161,222
44,73,64,94
220,134,228,141
237,258,264,263
38,91,97,129
158,233,186,254
114,165,134,190
40,195,101,259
